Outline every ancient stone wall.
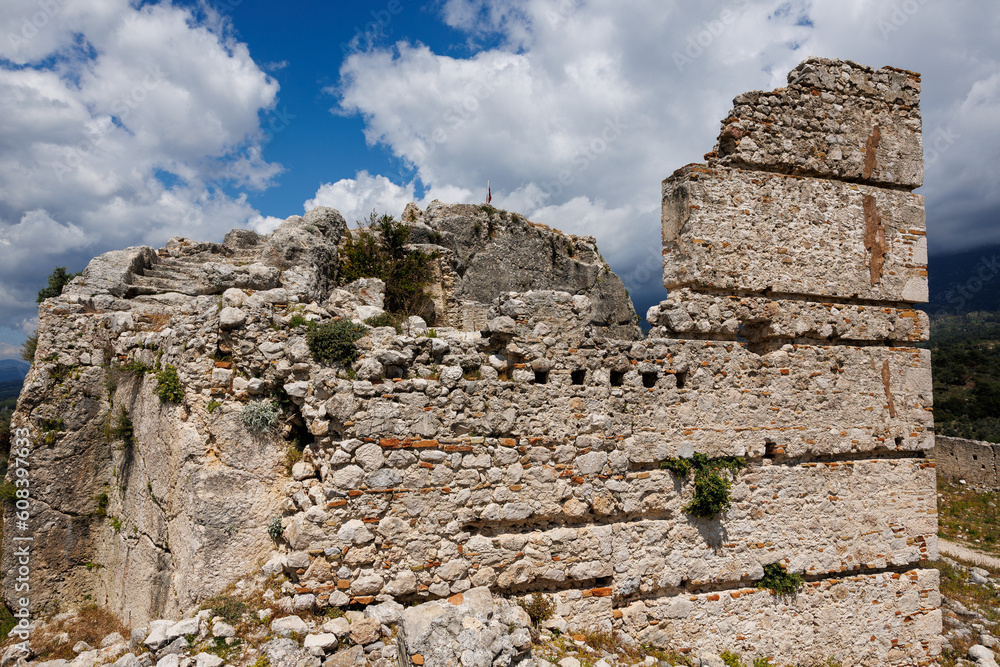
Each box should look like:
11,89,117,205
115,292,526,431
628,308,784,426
641,56,937,665
2,56,940,666
934,436,1000,489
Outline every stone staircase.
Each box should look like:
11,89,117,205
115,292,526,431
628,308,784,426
129,245,263,297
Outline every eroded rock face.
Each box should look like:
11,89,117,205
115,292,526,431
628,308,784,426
404,201,640,339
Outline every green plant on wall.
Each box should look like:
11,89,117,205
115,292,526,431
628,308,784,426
340,211,434,316
660,452,747,518
758,562,803,595
518,592,554,627
241,402,281,433
306,320,368,365
155,365,183,403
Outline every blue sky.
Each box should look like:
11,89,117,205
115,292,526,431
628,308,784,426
0,0,998,358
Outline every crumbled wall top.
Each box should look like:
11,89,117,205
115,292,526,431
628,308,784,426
664,56,927,304
62,201,638,339
711,56,923,187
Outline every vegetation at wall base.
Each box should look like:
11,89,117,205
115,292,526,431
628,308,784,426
928,558,1000,667
937,477,1000,555
340,212,434,316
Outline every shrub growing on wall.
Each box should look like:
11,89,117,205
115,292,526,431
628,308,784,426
155,366,183,403
241,402,281,433
660,452,747,518
340,212,434,316
307,320,368,365
758,562,804,595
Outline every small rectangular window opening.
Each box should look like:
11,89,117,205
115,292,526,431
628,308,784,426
610,371,625,387
641,371,657,388
675,371,687,389
571,369,586,385
533,370,549,384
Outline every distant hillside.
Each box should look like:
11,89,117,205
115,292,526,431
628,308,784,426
928,245,1000,314
0,359,28,384
0,382,22,404
925,311,1000,443
0,360,28,403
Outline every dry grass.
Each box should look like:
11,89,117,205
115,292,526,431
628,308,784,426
139,312,173,332
937,477,1000,555
21,605,129,661
533,630,697,667
927,558,1000,667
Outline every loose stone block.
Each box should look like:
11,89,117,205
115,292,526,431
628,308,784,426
662,165,927,302
711,57,923,188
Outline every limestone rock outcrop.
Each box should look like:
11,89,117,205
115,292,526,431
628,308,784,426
404,201,639,338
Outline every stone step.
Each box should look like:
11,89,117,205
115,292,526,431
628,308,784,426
130,275,205,295
155,251,260,270
142,267,192,280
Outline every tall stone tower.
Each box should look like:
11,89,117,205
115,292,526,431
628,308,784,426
644,56,939,664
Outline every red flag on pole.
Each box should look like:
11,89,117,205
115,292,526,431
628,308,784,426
487,181,491,205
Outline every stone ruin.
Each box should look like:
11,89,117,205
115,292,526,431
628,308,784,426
2,57,939,666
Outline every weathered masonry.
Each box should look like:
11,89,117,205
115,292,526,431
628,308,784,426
641,56,938,665
934,436,1000,489
3,57,939,666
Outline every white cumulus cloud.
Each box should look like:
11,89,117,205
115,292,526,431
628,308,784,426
330,0,1000,315
0,0,282,332
306,171,417,226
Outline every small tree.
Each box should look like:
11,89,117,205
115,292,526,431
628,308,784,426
36,267,80,303
20,332,38,365
307,319,368,365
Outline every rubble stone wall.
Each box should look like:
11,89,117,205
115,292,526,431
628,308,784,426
2,56,940,666
934,436,1000,489
644,56,938,666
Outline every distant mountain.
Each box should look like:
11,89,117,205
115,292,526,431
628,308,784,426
0,360,29,384
927,244,1000,314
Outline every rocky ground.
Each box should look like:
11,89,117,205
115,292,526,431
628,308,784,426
0,556,957,667
6,519,1000,667
934,555,1000,667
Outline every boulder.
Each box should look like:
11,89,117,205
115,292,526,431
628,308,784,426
399,587,530,667
413,201,639,338
271,615,309,637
